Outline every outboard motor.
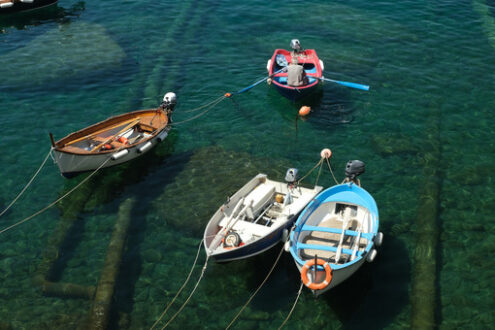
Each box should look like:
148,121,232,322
285,168,299,184
290,39,301,52
344,160,365,184
161,92,177,112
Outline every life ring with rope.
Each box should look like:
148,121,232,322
300,258,332,290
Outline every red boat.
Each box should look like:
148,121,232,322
267,40,324,101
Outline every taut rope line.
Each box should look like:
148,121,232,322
0,148,52,218
278,282,304,329
162,256,210,329
150,239,205,330
169,96,227,126
0,156,112,235
326,157,339,185
225,242,286,330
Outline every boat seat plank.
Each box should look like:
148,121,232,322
297,242,355,256
300,225,373,241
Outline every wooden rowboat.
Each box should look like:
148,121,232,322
50,93,176,178
287,160,383,296
267,40,324,101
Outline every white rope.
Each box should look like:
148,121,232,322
325,157,339,185
0,148,52,218
162,256,209,329
278,281,304,330
0,156,112,235
150,239,205,330
225,242,286,329
179,95,226,114
169,96,226,126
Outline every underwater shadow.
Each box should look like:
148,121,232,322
326,235,411,329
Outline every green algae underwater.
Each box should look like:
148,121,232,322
0,0,494,329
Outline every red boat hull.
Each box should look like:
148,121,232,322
267,49,323,101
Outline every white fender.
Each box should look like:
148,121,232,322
319,59,324,71
284,240,290,252
20,0,34,3
266,59,271,72
366,249,377,263
111,149,129,160
374,232,384,247
137,141,152,153
156,130,168,142
0,2,14,8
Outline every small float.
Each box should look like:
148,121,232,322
203,170,323,263
0,0,57,14
49,93,176,178
266,39,324,101
287,159,383,296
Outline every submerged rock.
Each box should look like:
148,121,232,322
0,22,125,90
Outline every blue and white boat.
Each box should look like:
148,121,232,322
204,171,322,263
287,161,383,295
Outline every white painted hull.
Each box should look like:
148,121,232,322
293,246,370,296
52,127,169,177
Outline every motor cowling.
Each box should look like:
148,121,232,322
285,168,299,184
161,92,177,111
345,160,365,180
290,39,301,52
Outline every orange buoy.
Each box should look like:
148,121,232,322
224,92,232,98
320,148,332,159
301,258,332,290
102,143,113,150
117,136,129,144
299,105,311,116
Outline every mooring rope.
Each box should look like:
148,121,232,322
150,239,205,330
278,281,304,330
297,158,324,185
169,96,227,126
0,148,52,218
162,256,209,329
225,242,286,329
178,95,227,114
325,157,339,185
0,156,112,235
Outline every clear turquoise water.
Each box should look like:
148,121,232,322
0,0,494,328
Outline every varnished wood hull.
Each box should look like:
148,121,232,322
51,108,170,177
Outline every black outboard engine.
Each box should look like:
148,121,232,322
344,160,365,184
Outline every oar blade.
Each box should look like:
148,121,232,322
322,77,370,91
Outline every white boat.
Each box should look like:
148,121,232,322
203,171,322,262
287,160,383,296
49,93,176,178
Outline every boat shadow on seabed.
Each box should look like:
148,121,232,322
323,234,411,329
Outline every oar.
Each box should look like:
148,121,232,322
316,76,370,91
90,118,140,152
234,67,286,94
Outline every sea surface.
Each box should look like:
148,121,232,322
0,0,494,329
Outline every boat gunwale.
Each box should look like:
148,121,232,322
53,108,168,155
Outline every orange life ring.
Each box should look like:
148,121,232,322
301,258,332,290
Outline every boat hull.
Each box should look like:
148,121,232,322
0,0,57,14
267,48,323,101
204,174,322,262
289,183,380,295
51,127,169,177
